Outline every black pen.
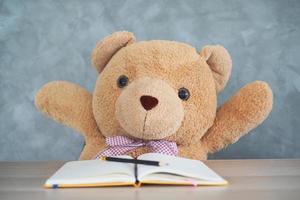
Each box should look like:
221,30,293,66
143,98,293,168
100,156,168,166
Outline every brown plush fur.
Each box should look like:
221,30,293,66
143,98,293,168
35,31,273,160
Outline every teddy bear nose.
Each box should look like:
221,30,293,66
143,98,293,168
140,95,159,111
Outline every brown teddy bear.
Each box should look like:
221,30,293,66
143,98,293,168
35,31,273,160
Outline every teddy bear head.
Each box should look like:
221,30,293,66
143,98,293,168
91,31,232,146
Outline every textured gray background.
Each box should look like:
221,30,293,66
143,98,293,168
0,0,299,161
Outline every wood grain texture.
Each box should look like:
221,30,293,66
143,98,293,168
0,159,299,200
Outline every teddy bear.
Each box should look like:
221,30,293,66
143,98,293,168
35,31,273,160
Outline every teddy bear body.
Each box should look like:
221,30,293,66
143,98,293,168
35,31,273,160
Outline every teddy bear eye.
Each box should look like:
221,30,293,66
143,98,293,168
178,87,190,101
117,75,129,88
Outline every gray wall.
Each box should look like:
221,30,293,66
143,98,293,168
0,0,299,161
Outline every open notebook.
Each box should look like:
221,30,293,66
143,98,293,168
44,153,227,188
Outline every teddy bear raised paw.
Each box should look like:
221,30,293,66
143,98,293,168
35,31,273,160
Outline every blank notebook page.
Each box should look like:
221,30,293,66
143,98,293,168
45,157,135,185
137,153,226,183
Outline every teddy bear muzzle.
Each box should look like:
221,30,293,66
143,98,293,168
115,77,184,140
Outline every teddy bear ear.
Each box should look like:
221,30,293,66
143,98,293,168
91,31,136,73
199,45,232,93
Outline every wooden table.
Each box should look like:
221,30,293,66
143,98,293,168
0,159,299,200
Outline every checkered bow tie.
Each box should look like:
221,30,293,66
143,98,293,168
94,136,178,159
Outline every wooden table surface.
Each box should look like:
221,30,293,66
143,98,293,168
0,159,299,200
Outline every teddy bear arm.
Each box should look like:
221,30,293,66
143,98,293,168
201,81,273,153
79,136,107,160
35,81,104,139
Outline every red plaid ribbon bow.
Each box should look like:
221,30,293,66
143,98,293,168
94,136,178,158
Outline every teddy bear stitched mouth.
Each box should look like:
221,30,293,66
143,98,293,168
142,113,148,134
140,112,163,140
